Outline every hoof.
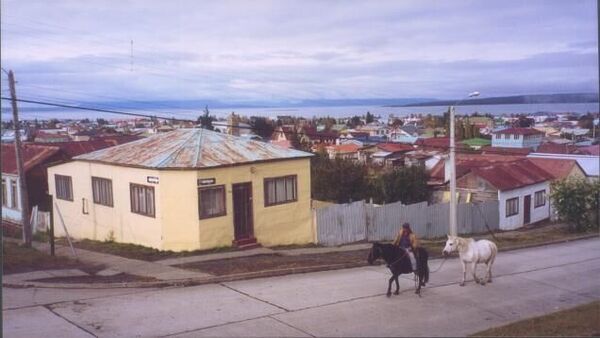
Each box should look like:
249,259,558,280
488,279,493,283
394,290,399,295
459,282,465,287
386,292,391,297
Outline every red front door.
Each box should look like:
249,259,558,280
524,195,531,224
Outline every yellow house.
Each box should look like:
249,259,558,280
47,129,314,251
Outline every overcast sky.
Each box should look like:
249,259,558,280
1,0,598,104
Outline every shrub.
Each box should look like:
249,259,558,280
550,178,600,232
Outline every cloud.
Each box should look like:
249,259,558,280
1,0,598,103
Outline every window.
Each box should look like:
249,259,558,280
513,134,519,140
1,178,7,207
534,190,546,208
92,177,113,207
198,185,226,219
130,183,155,217
495,134,500,139
265,175,297,206
506,197,519,217
10,179,18,209
55,175,73,201
503,134,509,140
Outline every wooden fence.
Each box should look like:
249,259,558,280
314,200,499,246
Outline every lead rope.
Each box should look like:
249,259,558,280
428,256,448,273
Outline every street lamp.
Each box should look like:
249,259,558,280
449,91,480,236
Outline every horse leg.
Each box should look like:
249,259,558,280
460,261,466,287
387,275,394,297
472,262,480,284
394,275,400,295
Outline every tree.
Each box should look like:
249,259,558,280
250,117,275,139
551,178,600,232
347,116,362,128
578,113,595,130
366,111,375,124
311,154,370,203
96,118,108,126
513,115,534,128
370,165,430,204
197,105,214,131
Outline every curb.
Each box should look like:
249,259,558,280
4,234,598,290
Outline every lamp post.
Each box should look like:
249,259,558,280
449,91,479,236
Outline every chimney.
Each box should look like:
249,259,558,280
227,113,240,136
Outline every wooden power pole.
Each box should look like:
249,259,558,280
8,70,32,247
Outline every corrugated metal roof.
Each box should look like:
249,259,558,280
74,129,313,169
1,144,61,174
470,159,554,191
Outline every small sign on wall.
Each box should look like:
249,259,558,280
147,176,159,184
198,178,216,186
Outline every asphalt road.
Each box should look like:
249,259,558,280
3,238,599,337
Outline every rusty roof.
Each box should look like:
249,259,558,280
528,158,580,180
74,129,313,169
470,159,554,191
1,144,61,175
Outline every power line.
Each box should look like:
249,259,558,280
0,96,195,122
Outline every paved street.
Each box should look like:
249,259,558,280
3,238,599,337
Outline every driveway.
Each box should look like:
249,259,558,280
3,238,599,337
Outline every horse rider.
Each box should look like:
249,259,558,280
393,222,418,271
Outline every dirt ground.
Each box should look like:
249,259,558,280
175,251,376,276
472,301,600,337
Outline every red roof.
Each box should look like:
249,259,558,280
528,158,580,180
470,159,554,191
428,154,524,181
377,143,414,153
328,144,360,153
32,136,142,157
481,146,531,156
578,144,600,156
270,140,292,149
1,144,61,174
536,143,579,154
492,127,544,136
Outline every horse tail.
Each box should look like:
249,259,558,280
489,241,498,265
417,247,430,284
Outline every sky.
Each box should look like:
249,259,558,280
1,0,598,105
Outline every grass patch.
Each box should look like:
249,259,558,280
471,301,600,337
2,241,97,275
58,239,236,262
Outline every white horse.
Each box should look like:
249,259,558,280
442,235,497,286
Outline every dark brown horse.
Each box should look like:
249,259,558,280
367,242,429,296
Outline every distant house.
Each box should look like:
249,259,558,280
2,144,62,224
325,144,360,160
47,129,315,251
455,160,553,230
491,127,544,150
34,130,71,143
1,136,141,225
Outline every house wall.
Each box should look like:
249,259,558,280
2,174,22,223
161,158,313,251
48,161,164,249
47,158,313,251
498,181,550,230
492,133,543,149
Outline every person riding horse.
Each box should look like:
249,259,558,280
393,222,418,271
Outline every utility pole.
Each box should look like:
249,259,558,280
449,106,457,236
8,70,32,247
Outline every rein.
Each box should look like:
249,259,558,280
386,248,409,267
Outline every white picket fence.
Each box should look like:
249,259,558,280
314,200,499,246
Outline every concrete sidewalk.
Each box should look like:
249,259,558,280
31,241,212,281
